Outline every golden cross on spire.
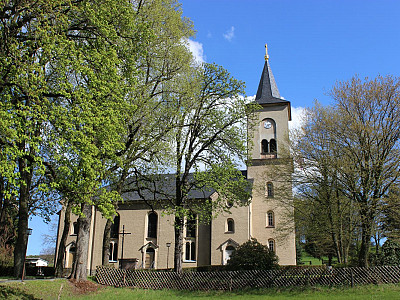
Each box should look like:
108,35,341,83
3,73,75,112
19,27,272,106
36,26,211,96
264,43,269,61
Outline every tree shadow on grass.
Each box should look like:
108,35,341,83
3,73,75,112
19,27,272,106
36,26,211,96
0,285,40,300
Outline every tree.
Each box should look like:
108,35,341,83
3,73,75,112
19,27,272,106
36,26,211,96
100,0,195,266
227,238,279,270
293,75,400,267
1,0,152,279
159,63,258,272
0,0,76,278
43,0,152,280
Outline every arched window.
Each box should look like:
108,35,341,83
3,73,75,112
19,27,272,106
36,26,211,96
110,214,120,238
268,239,275,253
109,241,118,262
227,219,235,233
267,211,274,227
71,222,78,235
186,214,197,238
269,139,277,153
185,241,196,261
185,242,191,260
147,212,158,238
267,182,274,198
261,139,269,153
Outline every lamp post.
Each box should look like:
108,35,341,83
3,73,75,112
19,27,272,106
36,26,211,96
22,228,32,281
166,242,171,270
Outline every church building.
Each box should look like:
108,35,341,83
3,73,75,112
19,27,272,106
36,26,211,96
55,46,297,273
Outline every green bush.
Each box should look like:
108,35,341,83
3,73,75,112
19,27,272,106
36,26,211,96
226,238,279,270
381,239,400,265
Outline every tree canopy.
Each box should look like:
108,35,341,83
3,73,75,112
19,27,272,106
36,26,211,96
293,75,400,267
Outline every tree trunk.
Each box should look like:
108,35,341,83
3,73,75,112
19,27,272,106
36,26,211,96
358,217,372,267
173,215,184,273
55,200,72,277
70,203,92,281
102,219,112,265
13,156,32,278
0,179,14,248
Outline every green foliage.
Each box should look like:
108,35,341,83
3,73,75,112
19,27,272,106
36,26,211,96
293,75,400,267
162,62,259,220
227,238,279,270
381,239,400,266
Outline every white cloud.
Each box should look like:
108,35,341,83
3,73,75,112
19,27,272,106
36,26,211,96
223,26,235,42
186,39,206,64
289,106,306,131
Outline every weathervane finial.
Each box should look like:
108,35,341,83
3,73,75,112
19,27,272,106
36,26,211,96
264,43,269,61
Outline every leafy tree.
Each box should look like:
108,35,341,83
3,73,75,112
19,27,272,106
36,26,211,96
1,0,150,280
227,238,279,270
101,0,195,266
0,0,75,278
158,63,258,272
293,75,400,267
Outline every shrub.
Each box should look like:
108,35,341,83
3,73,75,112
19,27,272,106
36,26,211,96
226,238,279,270
381,239,400,265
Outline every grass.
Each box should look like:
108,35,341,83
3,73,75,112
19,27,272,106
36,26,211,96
2,279,400,300
299,254,323,266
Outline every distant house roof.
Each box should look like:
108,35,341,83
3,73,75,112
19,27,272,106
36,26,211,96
121,170,252,202
25,258,48,267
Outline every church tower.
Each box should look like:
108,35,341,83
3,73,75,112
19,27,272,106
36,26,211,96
247,44,296,265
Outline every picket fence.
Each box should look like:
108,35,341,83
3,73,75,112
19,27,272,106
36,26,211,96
95,265,400,290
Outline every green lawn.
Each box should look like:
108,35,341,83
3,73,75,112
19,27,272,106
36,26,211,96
299,253,323,266
1,279,400,300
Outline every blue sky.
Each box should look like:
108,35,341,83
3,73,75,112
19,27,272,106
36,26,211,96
27,0,400,255
181,0,400,108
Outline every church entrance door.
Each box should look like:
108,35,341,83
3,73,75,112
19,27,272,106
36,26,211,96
224,246,235,265
145,248,155,269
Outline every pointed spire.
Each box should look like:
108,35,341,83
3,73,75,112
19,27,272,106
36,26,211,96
255,44,288,105
255,44,291,120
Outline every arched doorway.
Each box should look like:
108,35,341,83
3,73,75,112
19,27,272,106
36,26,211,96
65,243,76,268
224,245,235,265
145,248,155,269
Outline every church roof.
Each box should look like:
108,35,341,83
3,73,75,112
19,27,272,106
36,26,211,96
121,171,252,202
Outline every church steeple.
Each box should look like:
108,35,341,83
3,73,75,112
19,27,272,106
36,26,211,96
255,44,291,120
255,44,288,106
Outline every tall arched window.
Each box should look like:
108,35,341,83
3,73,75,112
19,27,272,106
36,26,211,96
186,214,197,238
269,139,277,153
147,212,158,238
110,214,120,238
267,182,274,198
109,241,118,262
261,139,269,153
185,241,196,261
227,219,235,233
267,211,274,227
268,239,275,253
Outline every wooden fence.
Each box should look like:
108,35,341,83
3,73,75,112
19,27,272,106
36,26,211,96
95,265,400,290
